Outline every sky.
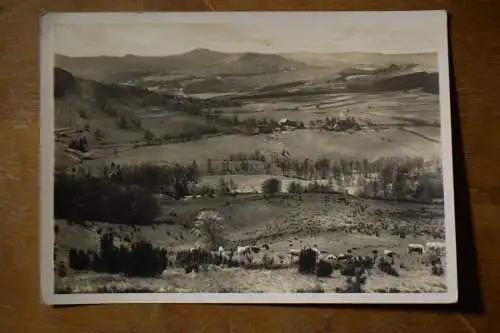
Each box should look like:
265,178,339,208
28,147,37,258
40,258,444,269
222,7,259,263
53,13,444,57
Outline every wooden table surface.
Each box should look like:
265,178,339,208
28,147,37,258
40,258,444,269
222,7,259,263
1,1,499,332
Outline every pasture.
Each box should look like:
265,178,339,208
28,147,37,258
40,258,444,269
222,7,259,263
90,127,441,167
54,193,447,294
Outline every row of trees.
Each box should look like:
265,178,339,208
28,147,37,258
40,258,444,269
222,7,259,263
309,116,362,132
67,233,168,277
199,154,439,185
90,153,442,203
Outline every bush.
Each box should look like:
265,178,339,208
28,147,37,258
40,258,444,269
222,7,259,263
175,248,213,268
431,263,445,276
261,178,281,197
68,249,91,271
339,262,357,276
377,257,399,277
80,234,169,277
298,248,317,274
296,284,325,293
316,259,333,277
336,267,367,293
287,181,304,194
262,254,275,269
425,254,442,266
56,262,67,277
123,241,168,277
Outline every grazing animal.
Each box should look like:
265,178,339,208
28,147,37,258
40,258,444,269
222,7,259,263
236,246,251,255
337,253,347,260
262,244,270,250
236,246,252,262
383,249,395,257
407,244,425,255
326,254,337,261
426,242,446,255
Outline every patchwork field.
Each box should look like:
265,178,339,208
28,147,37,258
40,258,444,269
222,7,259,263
88,128,440,168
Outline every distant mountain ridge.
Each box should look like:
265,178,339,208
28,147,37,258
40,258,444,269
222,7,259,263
55,48,437,84
55,48,313,83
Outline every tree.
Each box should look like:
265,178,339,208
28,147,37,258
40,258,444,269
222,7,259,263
144,130,154,142
192,210,225,250
207,158,213,175
262,178,281,197
287,181,304,194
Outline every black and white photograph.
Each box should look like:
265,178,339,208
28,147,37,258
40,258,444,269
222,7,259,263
40,11,457,304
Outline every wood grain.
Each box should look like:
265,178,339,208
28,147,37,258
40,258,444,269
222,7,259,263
1,1,499,332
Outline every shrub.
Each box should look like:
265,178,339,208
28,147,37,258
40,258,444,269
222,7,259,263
85,234,168,277
199,184,216,197
56,262,67,277
377,257,399,277
287,181,304,194
431,263,445,276
298,248,317,274
296,284,325,293
68,249,92,271
123,241,168,277
336,267,367,293
339,262,357,276
262,254,275,269
316,259,333,277
261,178,281,197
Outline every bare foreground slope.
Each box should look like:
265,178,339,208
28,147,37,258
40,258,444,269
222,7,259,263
53,50,447,294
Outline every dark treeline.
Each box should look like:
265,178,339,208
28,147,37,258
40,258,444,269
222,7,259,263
309,115,362,132
102,161,200,194
67,233,168,277
54,171,161,224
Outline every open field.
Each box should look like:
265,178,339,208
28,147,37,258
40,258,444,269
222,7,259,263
54,193,447,294
87,128,440,168
56,266,446,294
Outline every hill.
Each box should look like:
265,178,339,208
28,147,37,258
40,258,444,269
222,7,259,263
55,49,313,84
53,67,239,170
281,52,438,71
344,71,439,94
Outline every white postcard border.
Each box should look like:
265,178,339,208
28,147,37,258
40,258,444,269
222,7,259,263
40,10,458,305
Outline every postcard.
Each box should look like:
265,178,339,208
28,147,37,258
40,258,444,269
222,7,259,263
40,10,457,304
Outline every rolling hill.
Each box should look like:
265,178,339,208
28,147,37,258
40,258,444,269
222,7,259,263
281,52,438,71
55,48,314,83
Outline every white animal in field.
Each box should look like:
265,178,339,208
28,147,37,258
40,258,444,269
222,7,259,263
326,254,337,261
426,242,446,255
236,246,250,254
383,249,395,257
337,253,347,260
407,244,425,255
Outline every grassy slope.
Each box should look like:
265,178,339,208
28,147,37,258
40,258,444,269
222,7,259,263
91,128,440,169
54,193,446,293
